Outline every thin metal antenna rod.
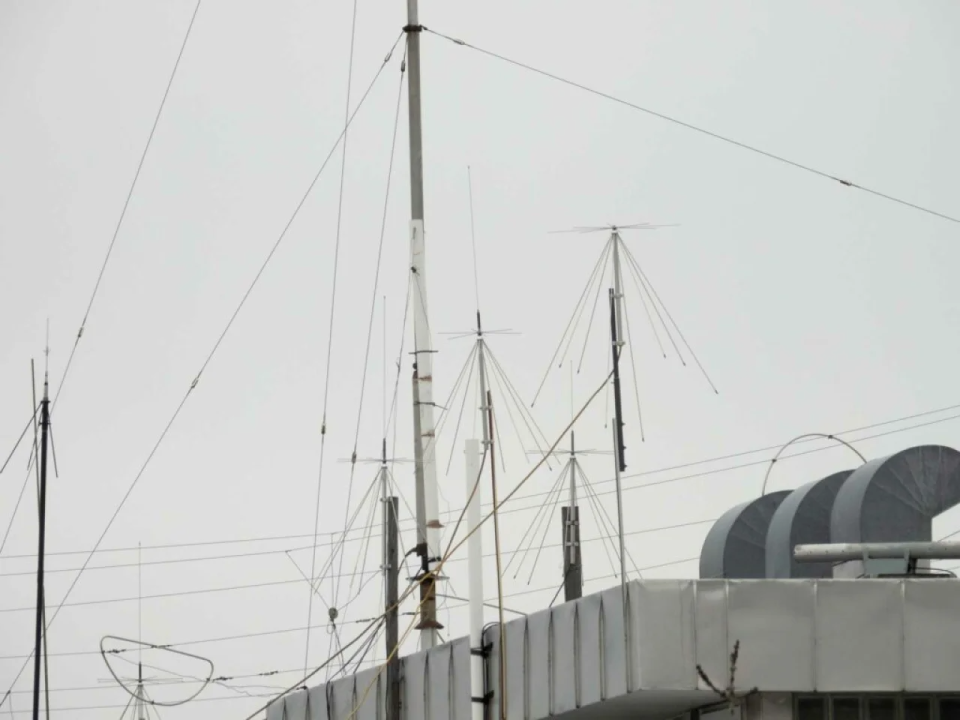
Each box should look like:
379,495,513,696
404,0,442,651
31,367,51,720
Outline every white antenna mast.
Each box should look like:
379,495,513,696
404,0,443,651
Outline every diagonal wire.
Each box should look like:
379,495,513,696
485,346,555,463
349,47,407,462
439,345,479,473
0,407,40,475
575,461,621,577
618,273,646,442
627,248,668,358
623,245,718,393
621,245,684,361
54,0,203,414
575,240,614,373
309,0,363,669
425,28,960,226
0,33,403,713
579,463,644,579
531,235,611,406
524,465,569,585
511,466,567,580
502,463,567,577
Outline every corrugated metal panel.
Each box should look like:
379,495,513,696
402,645,426,720
694,579,728,692
352,667,381,720
815,579,902,691
577,593,602,706
904,579,960,690
330,675,355,720
307,684,330,720
599,584,627,699
450,637,472,720
526,610,550,719
273,578,960,720
285,689,309,720
267,696,285,720
727,580,815,691
552,601,577,714
425,643,450,720
633,580,696,690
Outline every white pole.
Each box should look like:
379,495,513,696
465,438,484,720
611,231,625,343
404,0,442,651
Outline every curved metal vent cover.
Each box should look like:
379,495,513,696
699,491,791,579
765,470,852,579
831,445,960,544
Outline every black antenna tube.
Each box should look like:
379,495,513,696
31,383,50,720
609,288,626,472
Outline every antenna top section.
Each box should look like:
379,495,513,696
548,222,679,235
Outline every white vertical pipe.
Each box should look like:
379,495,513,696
465,438,484,720
405,0,442,651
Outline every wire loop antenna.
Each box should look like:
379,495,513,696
99,636,215,707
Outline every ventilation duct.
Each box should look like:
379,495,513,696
831,445,960,546
699,491,790,579
765,470,852,579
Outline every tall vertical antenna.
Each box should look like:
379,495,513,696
561,432,583,602
31,353,51,720
533,223,717,441
29,362,50,720
404,0,443,651
464,438,484,720
609,287,632,689
382,440,400,720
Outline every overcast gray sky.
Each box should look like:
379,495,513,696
1,1,959,717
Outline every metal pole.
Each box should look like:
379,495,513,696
609,289,626,472
608,286,631,689
411,372,426,551
562,432,583,602
405,0,442,652
31,381,50,720
476,315,491,454
611,423,627,588
464,439,484,720
30,361,50,720
384,489,400,720
609,288,628,581
411,368,440,646
611,231,625,353
485,391,507,720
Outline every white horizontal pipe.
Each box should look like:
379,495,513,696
794,541,960,562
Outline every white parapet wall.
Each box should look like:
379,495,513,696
268,578,960,720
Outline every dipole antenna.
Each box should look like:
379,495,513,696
532,222,718,441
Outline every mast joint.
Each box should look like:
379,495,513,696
403,24,424,33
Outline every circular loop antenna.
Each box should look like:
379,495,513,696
761,433,867,495
100,635,215,707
